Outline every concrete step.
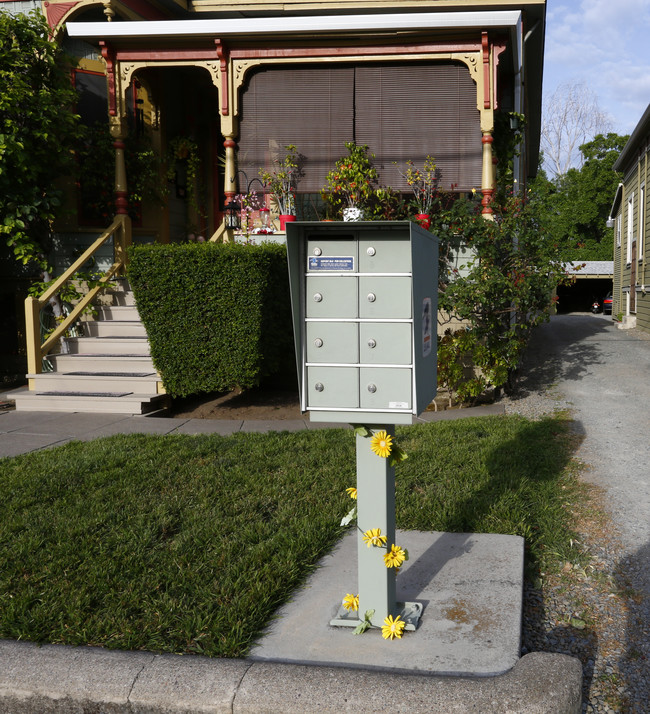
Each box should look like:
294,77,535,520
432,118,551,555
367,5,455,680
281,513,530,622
48,354,156,373
96,305,141,321
82,320,148,338
63,336,151,356
11,388,168,415
27,372,159,393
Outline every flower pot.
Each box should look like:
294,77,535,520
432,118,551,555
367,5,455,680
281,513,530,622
343,207,364,222
279,214,296,232
415,214,431,230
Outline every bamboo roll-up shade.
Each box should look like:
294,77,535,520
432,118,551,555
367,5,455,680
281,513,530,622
355,62,482,192
237,66,355,193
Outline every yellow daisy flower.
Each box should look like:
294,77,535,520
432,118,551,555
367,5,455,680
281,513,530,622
382,614,406,640
345,487,358,500
383,544,407,569
362,528,387,548
342,593,359,611
370,430,392,458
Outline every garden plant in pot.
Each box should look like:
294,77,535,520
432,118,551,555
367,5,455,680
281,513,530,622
397,155,439,230
322,142,378,221
259,144,302,232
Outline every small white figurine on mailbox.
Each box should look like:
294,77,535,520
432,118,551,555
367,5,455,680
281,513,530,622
286,221,438,424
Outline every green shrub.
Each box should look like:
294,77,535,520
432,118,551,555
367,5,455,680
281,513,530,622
127,242,294,397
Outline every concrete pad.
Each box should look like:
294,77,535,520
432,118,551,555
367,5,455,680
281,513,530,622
4,412,128,437
249,530,523,677
0,411,62,433
0,432,71,458
169,419,244,435
239,419,309,433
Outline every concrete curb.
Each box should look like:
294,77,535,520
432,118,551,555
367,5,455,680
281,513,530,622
0,640,582,714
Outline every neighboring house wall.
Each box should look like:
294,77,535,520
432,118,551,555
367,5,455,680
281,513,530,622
611,106,650,331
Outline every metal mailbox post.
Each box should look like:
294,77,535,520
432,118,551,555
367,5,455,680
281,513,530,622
286,221,438,630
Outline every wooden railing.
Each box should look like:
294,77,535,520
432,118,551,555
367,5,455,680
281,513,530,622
24,215,132,388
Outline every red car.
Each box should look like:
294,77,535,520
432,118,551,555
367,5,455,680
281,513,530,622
603,291,613,315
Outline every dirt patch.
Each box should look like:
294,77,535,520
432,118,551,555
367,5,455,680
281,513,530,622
167,377,303,421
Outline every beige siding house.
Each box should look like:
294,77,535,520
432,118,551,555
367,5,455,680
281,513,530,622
609,105,650,332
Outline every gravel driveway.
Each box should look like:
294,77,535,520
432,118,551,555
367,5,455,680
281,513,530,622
502,313,650,712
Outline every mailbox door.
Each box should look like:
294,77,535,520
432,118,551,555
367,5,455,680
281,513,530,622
358,277,412,319
359,322,412,365
306,322,359,363
360,367,412,410
307,366,359,408
358,237,411,273
305,276,358,318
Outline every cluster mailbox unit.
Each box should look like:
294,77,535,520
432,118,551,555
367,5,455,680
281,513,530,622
286,221,438,425
286,221,439,629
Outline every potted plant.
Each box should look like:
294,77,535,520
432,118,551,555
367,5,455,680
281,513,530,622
397,155,439,229
322,142,378,221
259,144,301,232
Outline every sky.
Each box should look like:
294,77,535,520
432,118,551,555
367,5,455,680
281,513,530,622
543,0,650,136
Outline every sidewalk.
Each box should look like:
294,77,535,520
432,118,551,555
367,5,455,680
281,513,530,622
0,403,582,713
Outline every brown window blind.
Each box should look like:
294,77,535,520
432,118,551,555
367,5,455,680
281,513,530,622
238,61,481,194
238,66,354,193
355,63,482,192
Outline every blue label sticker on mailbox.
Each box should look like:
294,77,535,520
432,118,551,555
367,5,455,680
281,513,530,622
308,256,355,271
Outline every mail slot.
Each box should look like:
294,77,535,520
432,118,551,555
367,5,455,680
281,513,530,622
287,221,438,424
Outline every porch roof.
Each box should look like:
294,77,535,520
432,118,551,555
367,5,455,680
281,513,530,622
66,10,522,40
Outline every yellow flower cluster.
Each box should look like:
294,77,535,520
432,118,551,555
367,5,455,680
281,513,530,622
342,593,359,611
383,544,407,569
370,430,392,458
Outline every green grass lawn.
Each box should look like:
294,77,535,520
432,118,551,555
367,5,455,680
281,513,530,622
0,415,583,657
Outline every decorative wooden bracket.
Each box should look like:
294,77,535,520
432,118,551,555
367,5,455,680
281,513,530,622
43,1,80,30
215,40,229,116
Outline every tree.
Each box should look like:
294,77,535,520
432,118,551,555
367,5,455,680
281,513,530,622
541,80,611,178
0,9,81,274
534,133,628,261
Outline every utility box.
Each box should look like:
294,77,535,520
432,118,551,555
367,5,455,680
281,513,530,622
286,221,438,424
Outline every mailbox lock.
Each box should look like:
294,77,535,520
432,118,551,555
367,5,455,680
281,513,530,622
313,292,323,302
313,247,322,256
366,246,376,256
315,382,325,392
313,338,324,348
367,383,377,393
367,292,376,303
367,338,377,349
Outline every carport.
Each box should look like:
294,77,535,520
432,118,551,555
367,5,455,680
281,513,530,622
556,261,613,313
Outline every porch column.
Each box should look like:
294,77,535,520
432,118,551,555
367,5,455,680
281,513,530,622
223,135,238,201
481,130,495,218
110,115,129,217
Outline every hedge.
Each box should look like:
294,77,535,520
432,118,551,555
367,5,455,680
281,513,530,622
126,242,294,397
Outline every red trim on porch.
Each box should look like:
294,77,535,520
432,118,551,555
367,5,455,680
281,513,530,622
114,48,219,61
43,1,79,30
482,32,490,109
99,41,117,116
216,40,229,116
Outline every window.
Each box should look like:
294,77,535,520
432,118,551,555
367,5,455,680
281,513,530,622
639,184,645,258
616,214,621,247
627,194,634,263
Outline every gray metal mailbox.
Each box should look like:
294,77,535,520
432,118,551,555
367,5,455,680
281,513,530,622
286,221,438,424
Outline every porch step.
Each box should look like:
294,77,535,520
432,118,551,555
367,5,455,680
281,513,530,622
48,354,156,373
63,336,151,356
16,281,168,415
26,371,159,393
11,387,168,414
82,320,148,338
